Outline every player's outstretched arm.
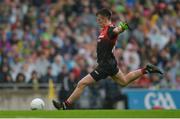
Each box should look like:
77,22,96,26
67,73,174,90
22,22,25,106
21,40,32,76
113,22,129,34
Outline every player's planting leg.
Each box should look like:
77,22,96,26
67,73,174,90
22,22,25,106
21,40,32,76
66,74,96,104
111,64,163,87
53,74,96,110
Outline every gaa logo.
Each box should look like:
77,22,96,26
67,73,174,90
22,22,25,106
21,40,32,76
144,92,176,109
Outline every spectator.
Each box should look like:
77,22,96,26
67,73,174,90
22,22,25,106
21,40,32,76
29,70,40,90
41,66,56,83
51,54,64,77
0,63,12,83
16,72,26,83
35,51,50,77
123,43,140,71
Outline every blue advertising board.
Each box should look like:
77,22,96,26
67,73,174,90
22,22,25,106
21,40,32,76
122,89,180,109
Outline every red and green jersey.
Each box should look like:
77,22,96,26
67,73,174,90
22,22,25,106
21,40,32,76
97,24,118,63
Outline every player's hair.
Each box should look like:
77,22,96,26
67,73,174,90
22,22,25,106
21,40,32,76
96,8,112,20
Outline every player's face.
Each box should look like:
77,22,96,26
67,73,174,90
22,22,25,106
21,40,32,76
96,15,108,27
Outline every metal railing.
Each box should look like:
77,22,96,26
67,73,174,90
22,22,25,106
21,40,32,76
0,83,58,90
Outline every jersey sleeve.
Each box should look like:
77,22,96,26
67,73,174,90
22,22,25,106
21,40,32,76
108,26,117,39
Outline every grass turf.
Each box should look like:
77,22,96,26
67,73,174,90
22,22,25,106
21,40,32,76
0,110,179,118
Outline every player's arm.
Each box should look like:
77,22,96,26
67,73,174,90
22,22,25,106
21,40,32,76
108,22,129,38
113,22,129,34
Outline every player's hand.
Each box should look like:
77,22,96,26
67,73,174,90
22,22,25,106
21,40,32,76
118,22,129,31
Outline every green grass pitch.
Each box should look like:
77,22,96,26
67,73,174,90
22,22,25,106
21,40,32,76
0,110,180,118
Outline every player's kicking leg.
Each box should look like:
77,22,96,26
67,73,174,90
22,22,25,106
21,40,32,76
52,74,96,110
111,64,163,87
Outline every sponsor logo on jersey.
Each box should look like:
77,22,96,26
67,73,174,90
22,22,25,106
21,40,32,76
94,70,99,75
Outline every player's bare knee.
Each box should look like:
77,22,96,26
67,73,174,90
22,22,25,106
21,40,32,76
120,82,128,87
118,78,128,87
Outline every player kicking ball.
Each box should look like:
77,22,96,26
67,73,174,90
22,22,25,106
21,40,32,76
52,8,163,110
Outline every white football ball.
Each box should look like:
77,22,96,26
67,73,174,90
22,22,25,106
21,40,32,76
30,98,45,110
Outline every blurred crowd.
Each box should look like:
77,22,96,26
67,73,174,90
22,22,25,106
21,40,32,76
0,0,180,92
